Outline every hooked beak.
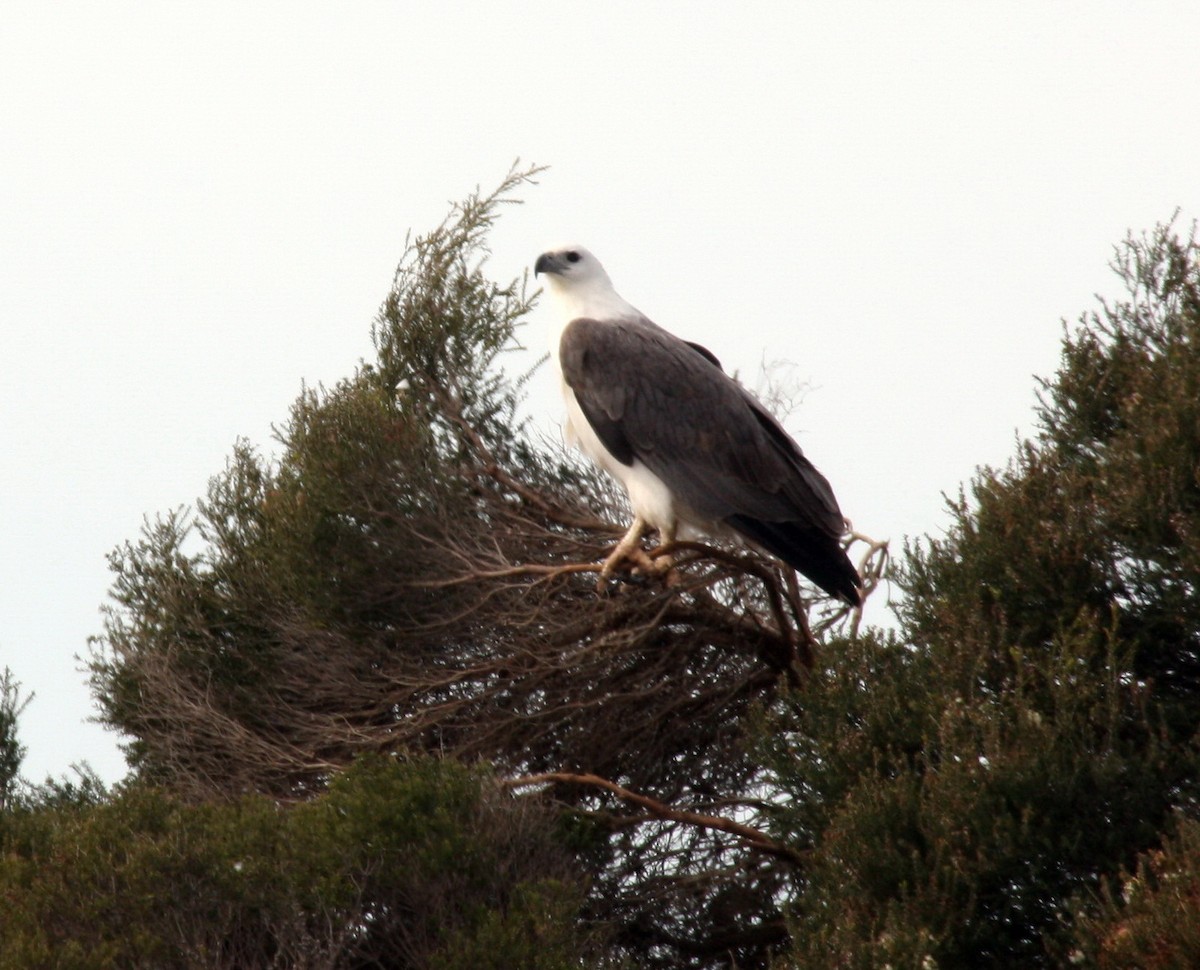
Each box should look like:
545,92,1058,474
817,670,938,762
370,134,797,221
534,252,565,277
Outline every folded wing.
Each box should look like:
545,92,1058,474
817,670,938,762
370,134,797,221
558,315,861,604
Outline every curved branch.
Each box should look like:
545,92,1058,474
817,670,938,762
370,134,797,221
505,770,806,866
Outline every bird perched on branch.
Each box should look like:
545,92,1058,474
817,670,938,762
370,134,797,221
535,245,862,606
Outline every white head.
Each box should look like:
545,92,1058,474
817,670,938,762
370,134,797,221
534,245,637,320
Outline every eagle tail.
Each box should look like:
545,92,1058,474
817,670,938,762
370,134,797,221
725,515,863,607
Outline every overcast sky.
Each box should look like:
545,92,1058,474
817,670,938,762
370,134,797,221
3,2,1198,785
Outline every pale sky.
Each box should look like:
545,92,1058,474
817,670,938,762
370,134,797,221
3,2,1198,785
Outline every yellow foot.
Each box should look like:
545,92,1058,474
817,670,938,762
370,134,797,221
597,543,677,591
597,517,647,590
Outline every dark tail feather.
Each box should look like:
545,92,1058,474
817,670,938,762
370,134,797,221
725,515,863,607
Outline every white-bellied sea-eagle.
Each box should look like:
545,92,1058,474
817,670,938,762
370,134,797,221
535,245,862,606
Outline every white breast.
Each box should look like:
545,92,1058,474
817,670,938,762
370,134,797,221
559,380,683,536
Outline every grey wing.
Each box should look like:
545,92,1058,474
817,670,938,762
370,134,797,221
558,316,845,538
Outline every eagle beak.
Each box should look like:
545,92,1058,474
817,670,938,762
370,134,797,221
534,252,563,277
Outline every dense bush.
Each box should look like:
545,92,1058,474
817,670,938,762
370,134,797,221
760,219,1200,966
0,756,591,969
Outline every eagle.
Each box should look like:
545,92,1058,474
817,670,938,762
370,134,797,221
535,245,862,606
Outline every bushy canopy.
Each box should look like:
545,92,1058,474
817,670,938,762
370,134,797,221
760,219,1200,966
89,168,819,807
0,756,591,969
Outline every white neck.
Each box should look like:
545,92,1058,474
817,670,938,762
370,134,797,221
545,277,642,363
548,276,639,320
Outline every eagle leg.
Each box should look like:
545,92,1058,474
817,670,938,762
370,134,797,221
647,523,679,585
598,518,680,590
599,515,648,589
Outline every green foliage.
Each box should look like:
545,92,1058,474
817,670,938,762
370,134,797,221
0,756,593,969
902,220,1200,726
752,220,1200,966
0,666,31,810
88,166,557,795
763,624,1180,966
1071,815,1200,968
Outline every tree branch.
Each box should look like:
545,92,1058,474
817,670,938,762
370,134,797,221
504,770,806,865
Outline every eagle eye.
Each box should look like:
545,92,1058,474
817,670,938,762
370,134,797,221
565,251,582,263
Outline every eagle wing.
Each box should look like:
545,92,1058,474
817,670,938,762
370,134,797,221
558,315,861,603
558,316,845,537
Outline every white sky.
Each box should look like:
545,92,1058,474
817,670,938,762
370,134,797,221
2,2,1198,785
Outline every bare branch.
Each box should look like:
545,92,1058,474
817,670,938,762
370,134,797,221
504,771,806,865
